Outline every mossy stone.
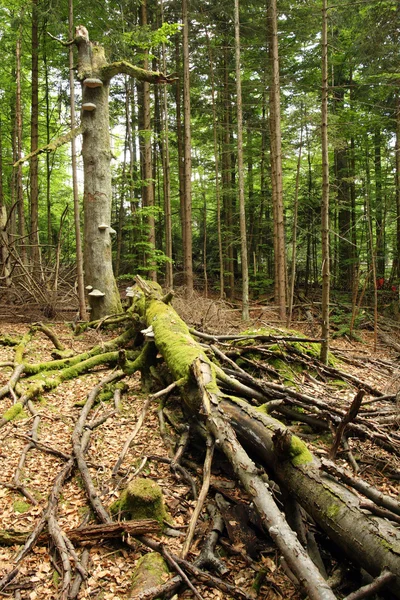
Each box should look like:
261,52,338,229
129,552,169,598
110,478,169,524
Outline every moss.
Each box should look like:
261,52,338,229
110,478,170,525
289,435,313,466
13,500,30,513
326,503,340,519
2,402,23,422
146,299,212,387
130,552,169,597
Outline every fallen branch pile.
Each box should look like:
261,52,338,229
0,277,399,600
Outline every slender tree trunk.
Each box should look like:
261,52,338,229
287,123,303,327
69,1,88,320
320,0,330,363
205,24,224,299
115,96,129,277
140,0,157,282
15,19,26,265
30,0,41,276
174,36,185,279
182,0,193,295
0,119,12,288
234,0,249,320
223,45,235,299
268,0,286,320
161,1,173,289
396,93,400,282
43,29,53,262
374,128,385,279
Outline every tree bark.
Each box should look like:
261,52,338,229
30,0,41,277
234,0,249,320
268,0,286,321
73,28,172,319
182,0,193,295
69,0,87,321
320,0,330,363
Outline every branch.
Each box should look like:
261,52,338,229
47,32,75,46
13,126,83,167
101,61,176,84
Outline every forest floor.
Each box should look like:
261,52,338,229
0,292,399,600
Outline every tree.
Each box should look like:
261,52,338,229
234,0,249,320
72,26,172,319
320,0,330,363
268,0,286,321
181,0,193,295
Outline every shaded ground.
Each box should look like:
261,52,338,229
0,293,399,599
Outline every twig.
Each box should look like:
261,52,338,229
0,364,25,399
330,390,365,459
112,381,177,477
181,434,214,558
342,570,395,600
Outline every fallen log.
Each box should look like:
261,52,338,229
134,277,400,598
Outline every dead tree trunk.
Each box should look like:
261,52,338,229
133,278,400,598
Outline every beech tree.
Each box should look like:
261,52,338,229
72,26,172,319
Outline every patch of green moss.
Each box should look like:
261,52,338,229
13,500,30,513
110,478,171,525
326,503,340,519
2,403,24,422
130,552,169,595
289,435,313,466
52,570,60,587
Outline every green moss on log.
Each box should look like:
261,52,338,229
289,434,313,466
2,403,23,422
129,552,169,598
146,299,210,384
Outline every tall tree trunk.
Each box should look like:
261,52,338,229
75,28,122,319
140,0,157,282
287,123,303,327
320,0,330,363
161,0,173,289
268,0,286,320
222,44,235,299
43,28,53,262
174,35,185,280
0,119,12,288
374,128,385,279
205,23,224,299
30,0,41,276
69,1,88,321
234,0,249,320
15,18,26,266
396,93,400,282
182,0,193,295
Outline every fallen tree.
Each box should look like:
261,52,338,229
1,277,399,599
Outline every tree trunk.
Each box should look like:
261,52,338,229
140,0,157,282
182,0,193,295
15,19,26,266
396,93,400,282
374,128,385,279
234,0,249,321
0,119,12,288
320,0,330,364
30,0,41,277
69,0,87,321
268,0,286,321
74,29,123,319
160,0,173,289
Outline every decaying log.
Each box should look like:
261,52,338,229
134,277,400,598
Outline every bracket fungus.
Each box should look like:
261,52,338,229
82,102,96,111
88,289,105,298
83,77,103,88
98,223,109,231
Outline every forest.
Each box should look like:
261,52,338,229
0,0,400,599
